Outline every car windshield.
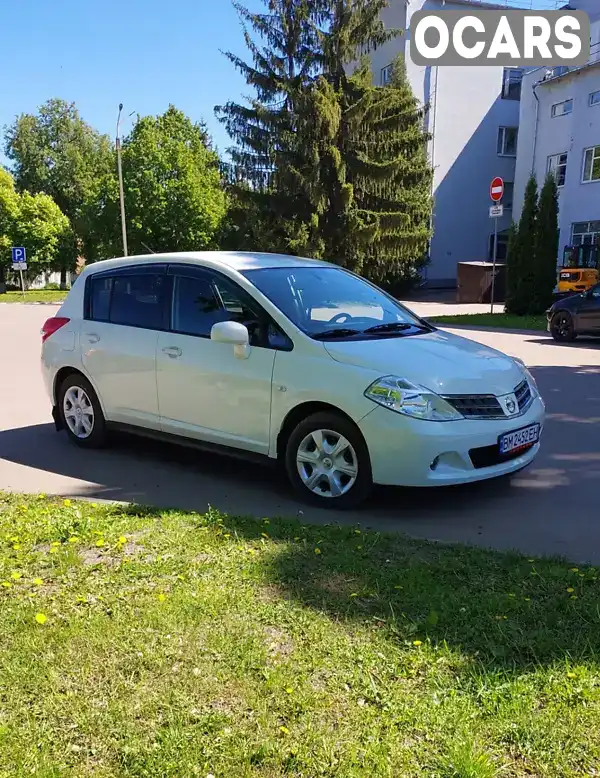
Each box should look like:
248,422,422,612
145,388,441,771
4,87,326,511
242,266,432,340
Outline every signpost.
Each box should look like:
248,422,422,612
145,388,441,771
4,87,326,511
11,247,27,300
489,178,504,314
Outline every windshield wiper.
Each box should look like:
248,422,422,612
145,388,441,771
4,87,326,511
310,328,362,340
363,322,431,335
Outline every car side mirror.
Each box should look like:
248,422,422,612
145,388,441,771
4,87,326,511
210,321,250,359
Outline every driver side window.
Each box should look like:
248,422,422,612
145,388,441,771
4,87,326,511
170,271,292,350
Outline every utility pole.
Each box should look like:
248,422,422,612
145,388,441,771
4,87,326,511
116,103,128,257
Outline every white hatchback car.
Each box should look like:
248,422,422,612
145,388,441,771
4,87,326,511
41,252,545,508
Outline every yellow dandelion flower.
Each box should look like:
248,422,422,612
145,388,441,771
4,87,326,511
248,549,256,555
63,499,72,507
10,572,22,580
1,582,12,589
118,536,127,544
49,548,58,555
567,672,576,678
157,593,166,603
354,529,361,535
12,544,22,551
567,587,574,593
279,725,289,735
413,640,422,646
39,494,46,499
51,541,61,547
314,548,321,555
285,687,293,694
95,539,105,548
35,613,48,625
68,536,79,544
91,503,98,508
33,578,44,586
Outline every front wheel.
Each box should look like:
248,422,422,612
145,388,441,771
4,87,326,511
550,311,577,342
57,374,108,448
284,412,373,509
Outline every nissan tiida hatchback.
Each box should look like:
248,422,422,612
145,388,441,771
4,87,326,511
41,252,545,508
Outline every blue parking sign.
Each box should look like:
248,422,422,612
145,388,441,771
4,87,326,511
11,247,26,266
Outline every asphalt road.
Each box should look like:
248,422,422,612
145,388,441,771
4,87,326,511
1,303,599,563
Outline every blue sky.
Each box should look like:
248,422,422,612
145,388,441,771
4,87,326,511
1,0,264,160
1,0,563,163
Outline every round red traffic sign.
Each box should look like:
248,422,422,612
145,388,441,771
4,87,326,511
490,177,504,203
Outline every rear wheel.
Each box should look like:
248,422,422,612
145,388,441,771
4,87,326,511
550,311,577,342
58,374,107,448
284,412,373,509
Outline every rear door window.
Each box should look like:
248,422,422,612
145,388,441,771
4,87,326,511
109,273,166,329
89,276,112,322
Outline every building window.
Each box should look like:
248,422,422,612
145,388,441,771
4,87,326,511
489,230,509,261
551,99,573,117
590,90,600,107
501,68,523,100
497,127,518,156
502,182,514,210
583,146,600,183
381,64,393,86
572,221,600,245
547,152,568,187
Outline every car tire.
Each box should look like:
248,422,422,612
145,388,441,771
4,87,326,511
284,412,373,509
57,373,108,448
550,311,577,342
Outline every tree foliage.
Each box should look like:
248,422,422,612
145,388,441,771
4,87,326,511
506,173,559,316
4,99,114,275
119,106,227,254
506,175,538,315
0,168,75,285
534,172,560,313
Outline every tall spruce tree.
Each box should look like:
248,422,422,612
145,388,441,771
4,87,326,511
218,0,432,287
506,175,538,315
215,0,323,256
533,172,560,313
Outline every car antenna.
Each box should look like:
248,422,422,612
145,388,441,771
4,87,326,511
140,241,156,254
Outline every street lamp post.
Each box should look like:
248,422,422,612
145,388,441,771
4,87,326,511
116,103,128,257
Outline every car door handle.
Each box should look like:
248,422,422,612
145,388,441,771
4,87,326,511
162,346,182,358
85,333,100,344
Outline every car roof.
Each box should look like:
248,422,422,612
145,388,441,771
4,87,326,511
80,251,335,276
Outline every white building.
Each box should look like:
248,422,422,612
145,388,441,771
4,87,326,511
513,0,600,260
368,0,535,286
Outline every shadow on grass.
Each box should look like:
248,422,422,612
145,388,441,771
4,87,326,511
122,502,600,673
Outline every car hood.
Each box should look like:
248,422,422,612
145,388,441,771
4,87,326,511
323,329,524,396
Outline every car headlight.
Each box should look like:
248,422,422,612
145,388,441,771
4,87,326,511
364,376,463,422
513,357,539,396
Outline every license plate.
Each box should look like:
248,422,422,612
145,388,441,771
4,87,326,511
499,423,540,455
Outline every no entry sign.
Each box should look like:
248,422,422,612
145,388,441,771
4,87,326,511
490,177,504,203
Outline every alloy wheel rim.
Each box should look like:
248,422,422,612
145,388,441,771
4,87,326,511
555,314,571,337
296,429,358,498
63,386,95,439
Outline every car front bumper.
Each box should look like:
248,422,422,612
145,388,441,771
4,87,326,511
359,394,546,487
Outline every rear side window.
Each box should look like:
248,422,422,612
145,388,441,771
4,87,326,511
110,274,166,329
89,277,112,322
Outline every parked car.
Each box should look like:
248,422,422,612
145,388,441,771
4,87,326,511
41,252,545,508
547,283,600,342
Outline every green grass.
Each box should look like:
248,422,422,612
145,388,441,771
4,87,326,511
430,313,548,331
0,290,66,304
1,492,599,777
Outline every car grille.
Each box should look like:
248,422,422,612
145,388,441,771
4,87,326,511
514,379,532,413
469,442,535,470
444,380,533,420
